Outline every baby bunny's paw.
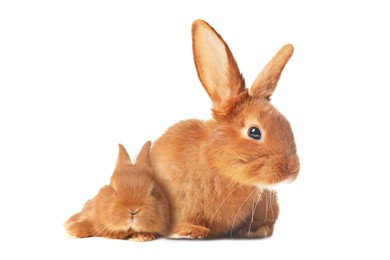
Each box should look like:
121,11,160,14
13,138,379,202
128,232,158,242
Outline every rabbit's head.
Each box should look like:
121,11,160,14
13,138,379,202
106,142,170,234
192,20,300,186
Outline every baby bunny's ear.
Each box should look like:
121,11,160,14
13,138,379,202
111,144,133,186
192,20,245,114
116,144,132,168
135,141,151,166
250,44,294,100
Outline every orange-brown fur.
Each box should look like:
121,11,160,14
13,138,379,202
64,142,170,241
151,20,300,238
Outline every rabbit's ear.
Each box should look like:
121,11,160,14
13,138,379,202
192,20,245,114
116,144,132,169
135,141,151,166
110,144,132,188
250,44,294,100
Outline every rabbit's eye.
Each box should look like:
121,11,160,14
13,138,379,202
150,186,157,197
248,127,262,140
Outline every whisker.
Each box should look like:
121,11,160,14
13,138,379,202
104,226,114,238
264,190,269,222
269,190,275,221
247,188,262,237
263,189,275,222
206,175,259,237
247,190,258,236
229,187,257,238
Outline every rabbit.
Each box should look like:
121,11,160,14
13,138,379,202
64,141,170,242
150,20,300,239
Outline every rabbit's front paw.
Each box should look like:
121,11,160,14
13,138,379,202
168,223,210,239
129,232,158,242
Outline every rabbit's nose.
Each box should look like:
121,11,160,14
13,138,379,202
128,209,140,216
285,154,300,183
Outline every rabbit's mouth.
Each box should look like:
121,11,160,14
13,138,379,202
249,154,300,186
281,168,299,184
285,154,300,182
273,154,300,184
127,221,140,231
217,151,300,186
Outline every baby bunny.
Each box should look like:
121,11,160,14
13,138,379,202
65,141,170,241
151,20,300,239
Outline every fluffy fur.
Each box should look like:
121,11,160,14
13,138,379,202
64,142,170,241
151,20,300,238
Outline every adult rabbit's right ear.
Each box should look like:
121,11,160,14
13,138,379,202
192,20,246,115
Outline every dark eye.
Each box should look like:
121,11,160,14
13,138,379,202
247,127,262,140
150,186,157,197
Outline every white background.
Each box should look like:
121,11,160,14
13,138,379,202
1,0,389,259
